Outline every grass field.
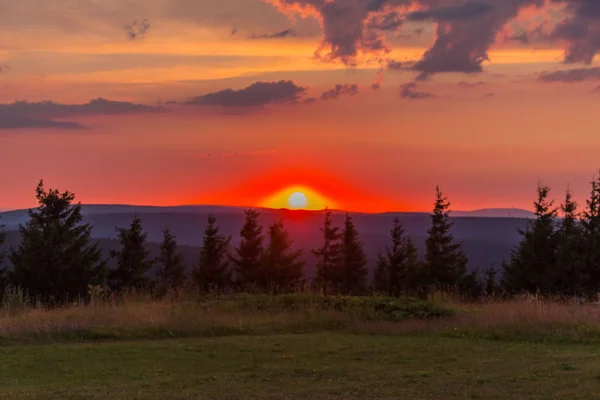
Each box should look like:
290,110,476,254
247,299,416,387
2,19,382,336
3,294,600,399
2,333,600,399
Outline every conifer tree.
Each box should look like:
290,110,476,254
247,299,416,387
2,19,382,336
263,220,305,293
193,214,232,292
372,252,390,294
580,176,600,298
156,228,186,292
10,180,105,304
231,209,265,291
484,267,499,297
0,223,7,294
502,183,558,295
340,214,368,295
425,186,468,294
554,189,584,296
312,211,342,295
108,215,154,292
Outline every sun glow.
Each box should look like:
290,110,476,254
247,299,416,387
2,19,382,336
259,185,336,210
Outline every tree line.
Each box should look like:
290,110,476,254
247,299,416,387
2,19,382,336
0,181,476,304
502,177,600,300
4,176,600,305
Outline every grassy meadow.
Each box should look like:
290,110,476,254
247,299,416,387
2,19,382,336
3,293,600,399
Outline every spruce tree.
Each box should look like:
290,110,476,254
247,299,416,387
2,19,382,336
502,183,558,295
193,214,232,292
484,267,498,297
425,186,468,294
372,252,389,294
554,189,584,296
312,211,342,295
263,220,305,293
156,229,186,291
108,215,154,292
383,218,423,297
231,209,265,291
340,214,368,295
10,180,105,304
581,176,600,298
0,223,7,294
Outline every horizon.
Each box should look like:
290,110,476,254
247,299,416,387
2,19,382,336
0,201,536,216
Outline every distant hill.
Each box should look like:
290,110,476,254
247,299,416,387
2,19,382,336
452,208,535,218
0,205,530,278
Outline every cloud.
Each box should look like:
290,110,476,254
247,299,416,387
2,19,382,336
125,18,151,40
250,28,297,39
185,81,307,107
551,0,600,64
386,59,405,71
400,82,435,99
372,70,384,90
266,0,545,73
538,67,600,82
264,0,413,66
406,1,495,22
320,84,360,100
458,81,486,88
412,0,544,74
0,117,84,130
0,98,162,130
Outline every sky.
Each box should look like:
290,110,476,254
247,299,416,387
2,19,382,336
1,0,600,212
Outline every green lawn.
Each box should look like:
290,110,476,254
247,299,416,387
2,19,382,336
1,333,600,399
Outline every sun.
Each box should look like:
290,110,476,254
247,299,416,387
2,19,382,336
259,185,336,210
288,192,308,209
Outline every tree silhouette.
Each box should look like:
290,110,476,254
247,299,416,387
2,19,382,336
263,220,305,293
340,214,368,295
0,221,7,294
580,176,600,298
484,267,499,297
108,215,154,292
231,209,265,291
554,188,585,296
156,228,186,292
372,252,390,294
193,214,232,292
312,211,342,295
425,186,468,294
10,180,105,304
502,183,558,295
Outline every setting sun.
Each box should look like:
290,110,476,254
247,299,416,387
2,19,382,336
259,185,337,210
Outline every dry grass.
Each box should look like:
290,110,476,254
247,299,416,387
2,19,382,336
2,292,600,344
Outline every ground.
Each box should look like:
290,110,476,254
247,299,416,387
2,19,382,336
1,333,600,400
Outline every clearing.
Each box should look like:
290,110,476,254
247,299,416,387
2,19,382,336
1,333,599,399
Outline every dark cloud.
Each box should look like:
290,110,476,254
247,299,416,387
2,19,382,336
372,70,384,90
266,0,413,66
407,1,495,22
400,82,435,99
185,81,307,107
386,59,405,71
0,98,162,130
125,19,151,40
538,67,600,82
413,0,544,74
0,117,84,130
458,80,486,88
267,0,544,73
250,29,297,39
320,84,360,100
551,0,600,64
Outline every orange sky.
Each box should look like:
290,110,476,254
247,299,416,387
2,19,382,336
1,0,600,212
